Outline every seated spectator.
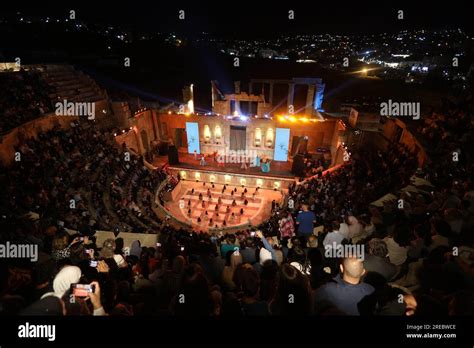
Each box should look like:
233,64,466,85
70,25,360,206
220,234,239,257
363,238,398,282
235,267,269,316
171,264,214,317
221,250,243,290
383,232,408,266
314,257,375,315
269,264,311,316
323,220,346,249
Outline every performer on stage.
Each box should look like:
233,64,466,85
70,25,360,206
254,155,261,167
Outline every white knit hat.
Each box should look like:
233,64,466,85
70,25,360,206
53,265,82,299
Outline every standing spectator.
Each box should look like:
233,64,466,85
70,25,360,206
296,204,316,242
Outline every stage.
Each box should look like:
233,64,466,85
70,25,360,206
159,181,284,232
152,152,296,179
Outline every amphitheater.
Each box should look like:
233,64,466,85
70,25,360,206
0,63,444,249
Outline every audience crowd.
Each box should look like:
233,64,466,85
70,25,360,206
0,69,54,134
0,94,473,317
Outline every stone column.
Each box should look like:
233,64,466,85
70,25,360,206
306,84,316,116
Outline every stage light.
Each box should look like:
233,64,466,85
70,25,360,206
210,175,216,183
168,111,172,114
300,117,309,122
122,129,126,133
240,179,246,186
289,116,296,122
274,181,281,190
240,115,248,121
114,133,117,136
256,179,263,188
195,172,201,181
180,171,187,179
278,116,286,122
224,175,231,184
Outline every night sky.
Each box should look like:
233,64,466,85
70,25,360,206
1,1,473,37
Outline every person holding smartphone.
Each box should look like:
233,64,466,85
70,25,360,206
52,233,88,261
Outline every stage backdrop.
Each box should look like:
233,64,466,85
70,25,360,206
186,122,200,154
273,128,290,161
230,126,246,151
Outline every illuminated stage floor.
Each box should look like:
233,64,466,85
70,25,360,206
163,181,284,232
152,152,296,179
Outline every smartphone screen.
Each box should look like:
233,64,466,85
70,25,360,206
71,283,95,297
156,243,161,247
89,260,98,267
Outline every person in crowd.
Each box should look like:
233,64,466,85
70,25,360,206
220,234,239,257
1,95,472,318
221,250,243,290
296,204,316,242
314,257,375,315
171,264,214,317
279,211,295,239
363,238,398,282
240,237,258,265
269,264,311,316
